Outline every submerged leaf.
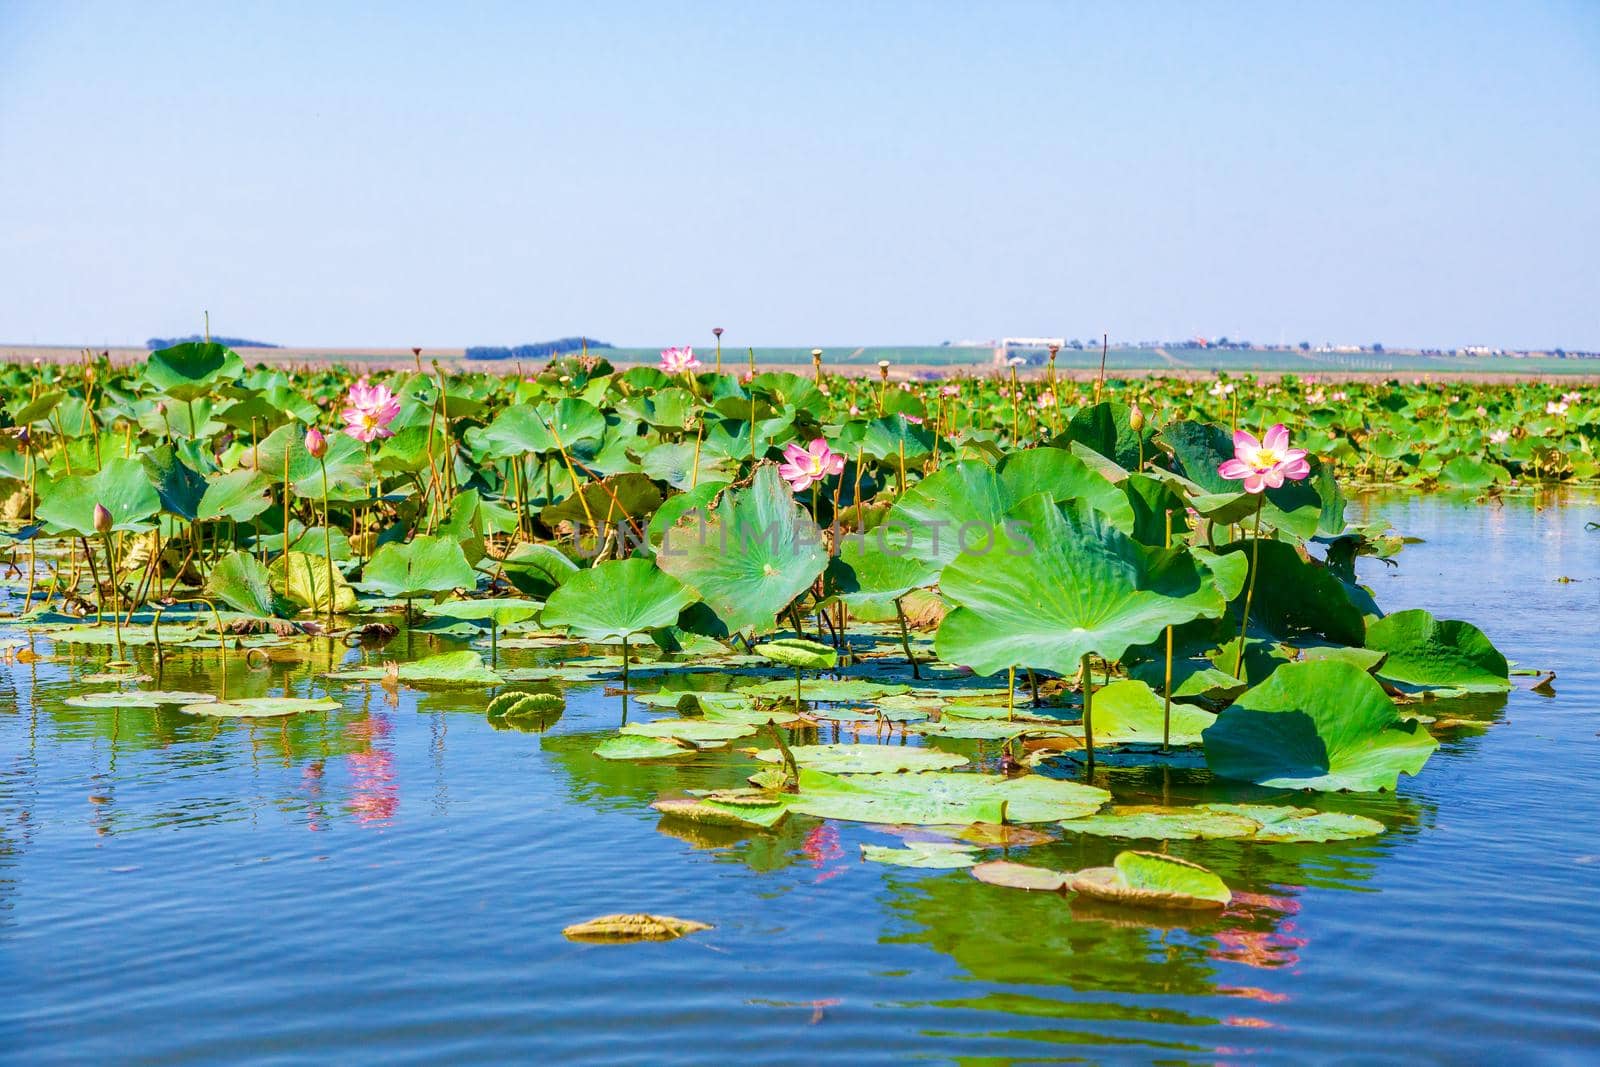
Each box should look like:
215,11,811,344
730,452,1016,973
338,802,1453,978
561,913,712,943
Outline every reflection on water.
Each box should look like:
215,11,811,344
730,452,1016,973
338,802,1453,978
2,490,1598,1062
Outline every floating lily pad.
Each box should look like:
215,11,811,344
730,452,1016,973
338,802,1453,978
331,650,503,686
754,743,968,773
1059,805,1260,841
756,637,838,670
860,842,980,869
652,793,788,830
622,719,756,743
179,696,340,718
740,679,911,702
940,823,1056,848
908,719,1074,740
1072,851,1231,909
971,860,1072,892
784,768,1109,825
593,735,696,761
1092,679,1217,745
64,690,216,709
561,913,712,943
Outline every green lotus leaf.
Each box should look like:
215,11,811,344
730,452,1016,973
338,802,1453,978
907,719,1072,740
270,551,358,614
11,389,65,425
1127,658,1248,705
1091,679,1217,745
143,342,246,401
783,768,1109,825
860,842,980,869
64,690,217,708
500,542,581,599
541,558,695,642
180,697,340,718
36,457,160,535
362,535,478,600
754,743,968,773
621,718,755,743
1060,805,1261,841
424,597,543,628
970,860,1073,891
1162,419,1340,538
331,650,502,686
1202,659,1439,791
1364,609,1510,693
1217,538,1366,646
539,472,663,529
887,451,1131,570
1072,851,1231,909
1231,808,1386,842
205,550,295,618
651,794,788,830
142,445,210,520
738,679,910,702
1053,401,1157,471
828,534,939,611
934,495,1226,677
756,637,838,670
593,735,695,761
477,398,607,458
196,469,274,523
655,465,827,636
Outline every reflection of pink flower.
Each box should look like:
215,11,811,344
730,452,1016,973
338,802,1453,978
1218,424,1310,494
344,714,397,827
801,823,845,883
659,346,701,374
779,438,845,492
340,378,400,442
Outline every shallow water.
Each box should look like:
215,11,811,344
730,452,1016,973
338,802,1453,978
2,492,1597,1064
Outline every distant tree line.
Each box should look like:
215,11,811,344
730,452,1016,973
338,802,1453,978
465,337,613,361
147,335,279,349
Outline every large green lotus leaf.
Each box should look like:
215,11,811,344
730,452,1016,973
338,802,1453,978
64,690,216,708
593,735,695,761
1202,659,1439,791
739,678,910,702
935,495,1225,677
500,542,581,599
755,637,837,670
828,533,939,610
639,442,732,490
1072,851,1231,908
621,718,755,743
424,597,543,628
270,551,358,614
971,860,1073,891
860,842,980,869
36,457,160,535
784,768,1109,825
1192,547,1250,602
362,535,477,600
1053,401,1157,471
1127,658,1248,705
1198,804,1386,843
143,342,246,401
1059,805,1260,841
541,558,695,641
142,445,209,520
1217,539,1366,646
857,415,935,464
206,550,295,618
1092,679,1217,745
330,650,502,686
908,719,1073,740
1364,609,1510,693
196,469,274,523
252,422,371,498
477,399,607,458
887,451,1130,570
655,464,827,636
1161,419,1340,538
11,389,65,425
754,743,968,773
1120,473,1193,547
540,473,663,529
180,697,340,718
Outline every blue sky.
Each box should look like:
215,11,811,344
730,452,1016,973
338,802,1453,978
2,1,1597,350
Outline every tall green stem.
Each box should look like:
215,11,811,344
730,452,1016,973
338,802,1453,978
1232,496,1266,678
1081,653,1096,776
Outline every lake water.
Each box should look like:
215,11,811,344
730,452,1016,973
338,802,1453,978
2,492,1597,1064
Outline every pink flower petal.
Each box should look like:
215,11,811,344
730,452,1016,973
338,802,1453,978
1218,459,1252,479
1232,429,1262,453
1262,424,1290,452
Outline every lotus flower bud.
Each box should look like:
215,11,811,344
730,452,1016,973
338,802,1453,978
713,327,724,338
93,503,113,534
304,426,328,459
1129,403,1145,431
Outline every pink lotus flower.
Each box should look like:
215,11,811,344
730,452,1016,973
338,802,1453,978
1036,391,1056,409
1546,400,1569,416
304,426,328,459
659,346,701,374
340,378,400,443
1489,429,1510,445
778,438,845,492
940,384,960,397
903,414,924,425
1562,391,1582,403
1218,424,1311,494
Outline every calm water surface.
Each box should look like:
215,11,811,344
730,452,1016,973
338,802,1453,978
2,493,1597,1064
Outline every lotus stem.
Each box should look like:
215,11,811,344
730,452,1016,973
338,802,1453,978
100,531,124,661
1162,510,1174,752
1007,666,1015,722
1081,652,1096,776
318,455,335,629
1232,496,1266,678
893,594,920,679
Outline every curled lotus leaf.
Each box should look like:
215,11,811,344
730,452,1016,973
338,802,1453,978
753,743,968,774
971,860,1073,892
1071,851,1232,910
783,768,1109,825
179,697,340,718
860,842,981,869
755,637,838,670
1363,609,1510,693
652,792,788,830
561,913,712,943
